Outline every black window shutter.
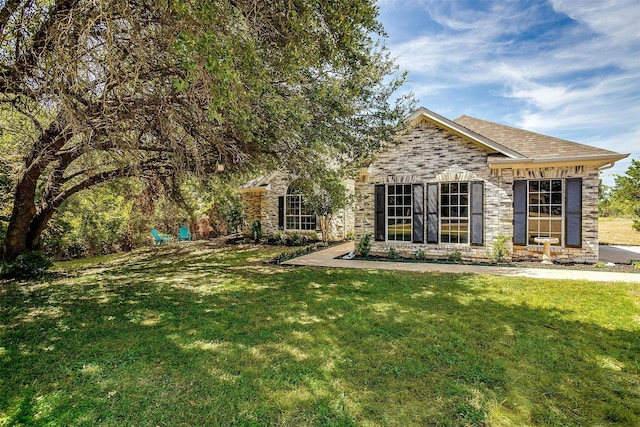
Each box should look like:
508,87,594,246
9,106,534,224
470,181,484,246
565,178,582,248
513,180,527,246
278,196,284,229
412,184,424,243
374,185,385,241
427,183,438,244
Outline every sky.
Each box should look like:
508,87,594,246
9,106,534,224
376,0,640,185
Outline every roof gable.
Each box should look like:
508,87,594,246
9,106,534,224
405,107,628,168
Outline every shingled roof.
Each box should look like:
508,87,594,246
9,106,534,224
406,107,628,168
453,115,621,160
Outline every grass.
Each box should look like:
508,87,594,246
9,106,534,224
1,241,639,426
599,217,640,246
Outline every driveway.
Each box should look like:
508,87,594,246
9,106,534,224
599,245,640,264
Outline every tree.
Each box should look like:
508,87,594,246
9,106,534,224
609,159,640,230
0,0,410,261
296,171,352,243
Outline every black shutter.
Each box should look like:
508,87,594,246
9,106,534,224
427,183,438,244
565,178,582,248
513,180,527,246
470,181,484,245
278,196,284,229
412,184,424,243
374,185,385,241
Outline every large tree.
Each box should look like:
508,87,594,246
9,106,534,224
0,0,410,261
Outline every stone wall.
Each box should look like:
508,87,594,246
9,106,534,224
243,173,355,240
354,119,599,263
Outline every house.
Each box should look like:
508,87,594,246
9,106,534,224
238,172,355,240
354,107,628,263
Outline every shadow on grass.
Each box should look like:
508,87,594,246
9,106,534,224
1,243,639,426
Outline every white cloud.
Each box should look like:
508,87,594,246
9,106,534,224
379,0,640,172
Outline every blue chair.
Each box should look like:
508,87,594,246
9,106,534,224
178,226,191,242
151,229,170,244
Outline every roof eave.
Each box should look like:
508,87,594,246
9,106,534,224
488,153,630,169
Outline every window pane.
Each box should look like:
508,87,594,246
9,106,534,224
552,180,562,192
540,180,550,191
529,181,539,191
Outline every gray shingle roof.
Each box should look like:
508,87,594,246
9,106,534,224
453,115,621,160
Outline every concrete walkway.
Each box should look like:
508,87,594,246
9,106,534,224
282,242,640,283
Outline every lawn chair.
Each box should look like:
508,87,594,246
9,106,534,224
178,226,191,242
151,228,170,245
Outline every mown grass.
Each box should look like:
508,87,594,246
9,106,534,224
599,217,640,246
1,241,639,426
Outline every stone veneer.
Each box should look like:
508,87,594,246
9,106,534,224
241,173,355,240
354,119,599,263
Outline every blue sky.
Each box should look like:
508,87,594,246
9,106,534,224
377,0,640,185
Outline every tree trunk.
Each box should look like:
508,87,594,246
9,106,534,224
3,176,39,261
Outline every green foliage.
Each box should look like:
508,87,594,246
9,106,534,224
43,185,134,259
415,249,427,260
250,220,262,242
489,234,510,263
605,159,640,219
346,231,355,241
387,247,401,259
356,233,372,257
448,250,463,263
1,251,52,280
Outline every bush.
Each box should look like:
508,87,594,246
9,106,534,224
346,231,355,241
250,220,262,242
387,247,400,259
415,249,427,260
489,234,510,262
448,250,462,263
308,231,320,242
356,233,372,257
1,252,53,280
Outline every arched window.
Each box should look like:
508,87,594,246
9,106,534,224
285,187,316,230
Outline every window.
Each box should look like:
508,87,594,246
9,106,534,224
285,188,316,230
528,179,563,245
440,182,469,244
387,184,412,241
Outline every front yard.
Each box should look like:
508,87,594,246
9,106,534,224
1,242,639,426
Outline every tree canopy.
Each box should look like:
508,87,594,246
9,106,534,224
0,0,411,260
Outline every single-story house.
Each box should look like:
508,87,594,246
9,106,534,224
355,107,629,263
238,172,355,240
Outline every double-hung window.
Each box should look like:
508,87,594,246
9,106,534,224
440,182,469,244
527,179,563,245
285,188,316,230
514,178,582,248
387,184,412,241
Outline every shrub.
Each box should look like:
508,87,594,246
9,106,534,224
1,252,53,280
250,220,262,242
346,231,355,241
415,249,427,260
356,233,372,257
448,250,462,263
594,262,607,269
489,234,510,262
387,247,400,259
288,232,303,246
309,231,320,242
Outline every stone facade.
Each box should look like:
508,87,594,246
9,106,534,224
240,173,355,240
354,118,601,263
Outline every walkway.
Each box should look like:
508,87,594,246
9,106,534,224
282,242,640,283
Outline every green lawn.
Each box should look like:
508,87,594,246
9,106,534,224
1,242,639,426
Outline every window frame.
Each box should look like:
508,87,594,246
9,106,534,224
284,188,316,231
526,179,564,246
439,181,470,244
386,184,413,242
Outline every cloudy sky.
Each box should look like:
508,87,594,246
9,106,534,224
377,0,639,185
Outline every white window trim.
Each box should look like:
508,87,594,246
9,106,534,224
284,190,316,231
385,184,412,242
526,179,564,248
438,181,470,245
